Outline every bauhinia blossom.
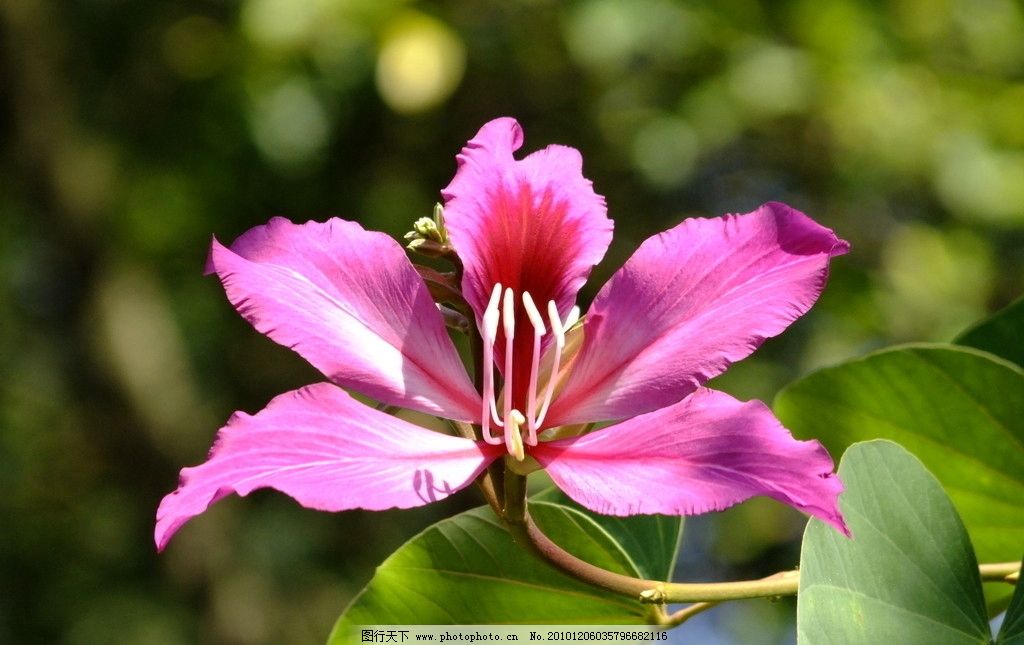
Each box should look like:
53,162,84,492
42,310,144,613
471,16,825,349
155,118,850,551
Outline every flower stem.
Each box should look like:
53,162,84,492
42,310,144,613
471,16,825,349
511,506,1020,604
502,466,528,524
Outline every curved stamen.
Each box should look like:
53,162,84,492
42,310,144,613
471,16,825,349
535,301,570,428
521,291,546,445
480,283,504,444
478,285,578,456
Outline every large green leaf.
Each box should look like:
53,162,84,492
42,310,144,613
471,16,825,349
798,440,990,644
532,487,683,581
328,502,650,640
997,557,1024,644
955,295,1024,367
775,344,1024,570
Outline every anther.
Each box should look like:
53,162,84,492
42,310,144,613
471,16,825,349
506,409,526,461
483,283,502,342
521,292,546,334
564,305,581,331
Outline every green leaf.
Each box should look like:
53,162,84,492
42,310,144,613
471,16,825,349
532,487,683,581
798,440,990,644
328,503,650,641
997,557,1024,644
775,344,1024,573
955,295,1024,367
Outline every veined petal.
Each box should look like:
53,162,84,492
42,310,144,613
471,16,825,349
208,217,479,421
442,118,613,321
155,383,502,551
442,118,612,406
546,203,848,426
532,388,847,534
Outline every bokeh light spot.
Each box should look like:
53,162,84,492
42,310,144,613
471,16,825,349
630,117,699,189
728,44,813,116
249,77,331,168
564,0,699,78
934,133,1024,225
375,12,466,115
879,223,994,340
241,0,319,50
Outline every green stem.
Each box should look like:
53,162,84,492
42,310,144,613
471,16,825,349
516,512,1020,603
502,465,528,525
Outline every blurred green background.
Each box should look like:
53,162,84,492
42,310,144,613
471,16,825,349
1,0,1022,643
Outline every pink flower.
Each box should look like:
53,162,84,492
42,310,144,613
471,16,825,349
155,118,850,551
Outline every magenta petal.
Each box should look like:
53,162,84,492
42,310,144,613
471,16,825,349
546,203,848,426
532,388,848,534
155,383,502,550
442,118,613,320
442,118,613,408
208,217,479,421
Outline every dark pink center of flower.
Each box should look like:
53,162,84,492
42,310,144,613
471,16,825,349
476,181,583,458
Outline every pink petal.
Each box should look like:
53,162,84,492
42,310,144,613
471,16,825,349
441,118,613,408
442,118,613,320
546,202,848,426
208,217,479,421
532,388,848,534
155,383,501,550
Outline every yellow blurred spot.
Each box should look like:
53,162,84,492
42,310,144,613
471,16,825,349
375,12,466,114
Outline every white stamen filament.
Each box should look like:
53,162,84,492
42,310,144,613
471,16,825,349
480,283,504,445
478,285,579,457
501,288,516,437
521,292,545,445
534,300,566,428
